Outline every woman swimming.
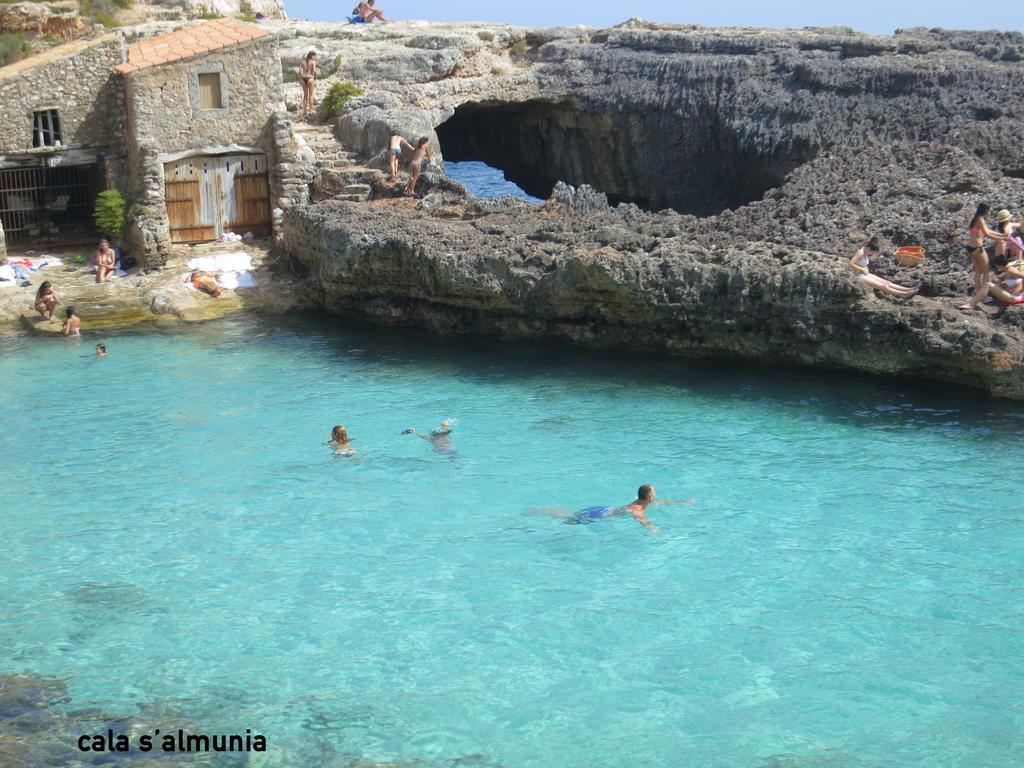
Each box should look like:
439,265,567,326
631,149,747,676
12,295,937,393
329,425,356,455
34,281,59,321
960,202,1009,310
848,236,919,298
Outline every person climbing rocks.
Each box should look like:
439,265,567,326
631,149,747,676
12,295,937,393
388,131,416,184
403,137,432,198
848,236,919,298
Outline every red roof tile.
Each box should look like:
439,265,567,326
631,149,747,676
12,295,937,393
114,18,270,74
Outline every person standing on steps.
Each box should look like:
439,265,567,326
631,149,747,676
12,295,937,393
388,131,415,184
298,51,318,116
403,138,432,198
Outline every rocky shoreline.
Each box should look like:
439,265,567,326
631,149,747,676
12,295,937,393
5,17,1024,398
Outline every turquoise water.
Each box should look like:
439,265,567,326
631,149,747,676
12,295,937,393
2,316,1024,767
444,160,543,202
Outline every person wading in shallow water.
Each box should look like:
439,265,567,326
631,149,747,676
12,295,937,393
531,484,696,533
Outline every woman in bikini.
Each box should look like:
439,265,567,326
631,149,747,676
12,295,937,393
190,269,222,298
403,137,432,198
61,306,81,336
978,254,1024,307
960,203,1008,310
95,239,116,283
34,280,59,320
298,51,318,116
388,131,415,184
848,237,919,298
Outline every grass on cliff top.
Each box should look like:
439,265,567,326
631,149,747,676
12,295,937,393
0,32,30,67
79,0,132,28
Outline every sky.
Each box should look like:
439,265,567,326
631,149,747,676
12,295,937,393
285,1,1014,36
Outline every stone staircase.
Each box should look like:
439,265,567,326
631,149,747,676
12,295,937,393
293,120,383,202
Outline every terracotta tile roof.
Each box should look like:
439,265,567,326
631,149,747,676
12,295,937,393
114,18,269,74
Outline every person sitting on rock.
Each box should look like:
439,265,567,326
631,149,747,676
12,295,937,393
993,209,1023,262
388,131,415,184
981,254,1024,307
403,137,433,198
190,269,222,298
352,0,386,22
95,239,116,283
61,306,80,337
298,51,318,116
848,236,919,298
34,280,59,321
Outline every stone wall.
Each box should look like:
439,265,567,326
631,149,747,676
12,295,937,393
0,36,127,155
123,35,283,155
268,110,316,241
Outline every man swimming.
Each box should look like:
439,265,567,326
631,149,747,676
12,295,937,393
402,419,455,452
537,484,695,532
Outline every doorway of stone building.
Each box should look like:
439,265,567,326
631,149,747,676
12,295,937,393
164,153,271,244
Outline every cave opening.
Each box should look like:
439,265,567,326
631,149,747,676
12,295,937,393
436,99,816,216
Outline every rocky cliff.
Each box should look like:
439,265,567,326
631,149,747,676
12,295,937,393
274,20,1024,398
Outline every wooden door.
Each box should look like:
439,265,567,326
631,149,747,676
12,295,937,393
164,158,216,243
164,153,271,243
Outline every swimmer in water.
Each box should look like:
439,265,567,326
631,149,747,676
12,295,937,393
402,419,454,452
95,344,107,357
532,484,695,533
328,425,356,456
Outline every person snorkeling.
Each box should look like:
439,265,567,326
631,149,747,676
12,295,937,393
402,419,455,452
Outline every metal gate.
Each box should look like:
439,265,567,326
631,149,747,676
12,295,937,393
164,153,271,244
0,164,101,247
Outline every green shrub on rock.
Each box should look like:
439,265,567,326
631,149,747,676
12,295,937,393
94,189,127,237
321,81,363,119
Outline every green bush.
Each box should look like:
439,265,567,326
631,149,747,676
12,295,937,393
321,81,362,119
94,189,127,236
509,38,529,57
477,31,494,42
0,32,30,66
80,0,122,27
198,4,222,19
237,13,258,23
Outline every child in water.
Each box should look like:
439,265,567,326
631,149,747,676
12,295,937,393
95,344,107,357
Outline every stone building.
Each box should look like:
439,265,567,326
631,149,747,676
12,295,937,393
0,18,310,265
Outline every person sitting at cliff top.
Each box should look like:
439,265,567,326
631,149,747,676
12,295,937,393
351,0,386,23
404,137,432,198
848,236,919,299
388,131,416,184
95,239,116,284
